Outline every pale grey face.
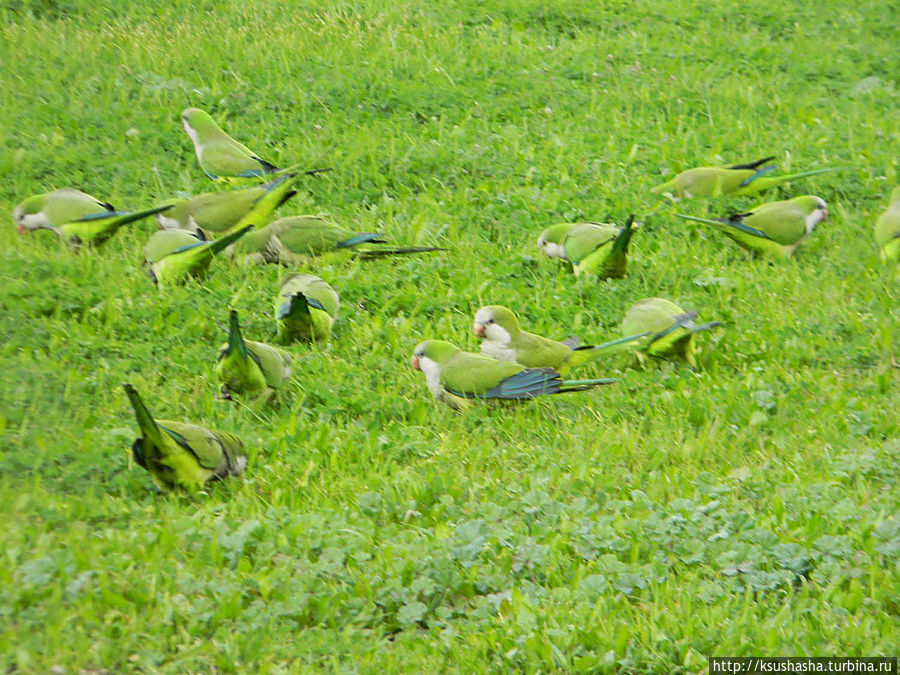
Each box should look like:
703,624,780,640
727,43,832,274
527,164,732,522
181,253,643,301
473,307,511,345
13,205,49,233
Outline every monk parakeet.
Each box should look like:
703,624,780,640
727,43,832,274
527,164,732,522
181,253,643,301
875,185,900,266
156,173,301,237
216,310,292,405
676,195,827,257
651,156,838,199
537,216,635,278
13,188,172,247
123,383,247,491
411,340,618,411
234,215,445,265
621,298,721,367
143,224,252,287
473,305,649,374
275,273,339,343
182,107,280,181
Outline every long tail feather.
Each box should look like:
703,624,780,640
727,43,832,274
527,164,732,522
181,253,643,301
123,383,163,445
728,156,776,170
226,310,246,358
209,224,254,255
357,246,447,258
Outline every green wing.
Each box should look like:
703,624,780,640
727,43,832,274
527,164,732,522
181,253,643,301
563,223,616,264
201,140,275,179
245,340,291,388
185,188,266,233
266,216,353,255
43,188,114,223
741,202,808,245
144,229,204,263
440,351,525,394
514,331,571,370
281,273,340,318
160,421,246,475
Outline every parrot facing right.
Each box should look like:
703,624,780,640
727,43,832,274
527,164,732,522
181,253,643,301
123,383,247,491
13,188,172,247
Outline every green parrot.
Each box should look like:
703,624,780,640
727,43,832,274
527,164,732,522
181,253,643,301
13,188,172,247
216,310,292,405
874,185,900,266
621,298,721,367
472,305,649,374
182,107,279,181
234,215,445,265
651,156,837,199
123,383,247,491
143,224,253,287
155,173,301,237
410,340,618,411
275,273,339,343
537,216,635,278
675,195,828,257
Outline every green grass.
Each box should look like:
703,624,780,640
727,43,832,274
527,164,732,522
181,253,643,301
1,0,898,671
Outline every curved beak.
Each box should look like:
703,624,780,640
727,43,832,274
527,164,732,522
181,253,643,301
16,224,26,234
410,355,420,371
473,322,486,338
822,208,828,220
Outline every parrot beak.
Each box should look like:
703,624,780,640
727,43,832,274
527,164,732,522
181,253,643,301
410,356,420,370
16,224,26,234
473,322,486,338
823,208,828,220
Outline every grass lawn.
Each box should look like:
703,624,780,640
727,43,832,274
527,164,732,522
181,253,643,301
1,0,897,671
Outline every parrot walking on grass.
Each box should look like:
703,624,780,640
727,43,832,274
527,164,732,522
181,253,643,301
650,156,838,199
143,224,253,287
874,185,900,266
155,173,302,237
537,215,635,278
621,298,721,368
13,188,172,247
275,273,339,343
123,383,247,491
410,339,618,411
675,195,828,257
182,107,280,181
234,215,445,265
216,310,292,405
473,305,649,374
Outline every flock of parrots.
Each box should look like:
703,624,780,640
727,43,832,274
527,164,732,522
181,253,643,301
12,107,900,492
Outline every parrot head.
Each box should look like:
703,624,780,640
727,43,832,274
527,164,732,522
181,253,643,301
182,107,221,141
12,195,49,234
473,305,520,344
794,195,828,234
410,339,460,372
537,222,574,259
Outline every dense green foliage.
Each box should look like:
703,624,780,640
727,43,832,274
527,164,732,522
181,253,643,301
1,0,897,671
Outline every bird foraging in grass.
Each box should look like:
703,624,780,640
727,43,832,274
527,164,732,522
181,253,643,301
123,383,247,492
410,339,617,411
537,215,636,279
13,188,171,247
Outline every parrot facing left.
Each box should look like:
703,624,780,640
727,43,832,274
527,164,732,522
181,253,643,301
155,173,301,237
13,188,172,247
123,383,247,491
143,224,253,287
410,339,618,411
216,310,292,405
537,215,635,278
182,107,279,181
473,305,649,375
650,156,838,199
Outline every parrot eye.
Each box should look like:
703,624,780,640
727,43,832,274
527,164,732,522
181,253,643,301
486,319,495,324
